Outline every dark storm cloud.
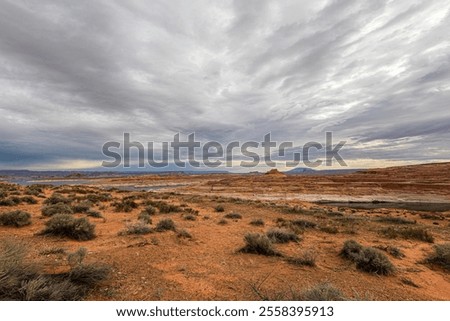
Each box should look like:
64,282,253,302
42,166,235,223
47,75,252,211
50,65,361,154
0,0,449,169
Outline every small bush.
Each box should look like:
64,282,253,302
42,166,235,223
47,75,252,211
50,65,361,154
0,198,16,206
41,203,73,217
381,227,434,243
71,201,92,214
340,240,364,261
44,193,72,205
214,205,225,212
374,245,405,258
176,229,192,239
41,215,95,241
217,218,228,225
141,205,156,216
69,264,110,286
21,196,38,204
238,233,281,256
156,218,176,232
86,210,103,218
0,210,32,227
224,212,242,219
67,248,87,267
320,225,339,234
85,193,112,203
341,240,395,275
266,228,300,243
113,198,139,213
298,283,346,301
145,200,181,213
0,240,108,300
425,243,450,271
250,219,265,226
376,216,415,225
119,222,152,235
355,247,395,275
138,212,152,224
287,250,317,267
291,219,317,229
183,214,196,221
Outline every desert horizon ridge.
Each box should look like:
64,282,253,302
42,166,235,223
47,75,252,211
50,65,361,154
0,161,449,301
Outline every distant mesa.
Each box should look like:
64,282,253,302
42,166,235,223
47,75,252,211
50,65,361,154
264,169,286,176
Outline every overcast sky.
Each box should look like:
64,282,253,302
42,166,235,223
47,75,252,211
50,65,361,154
1,0,449,171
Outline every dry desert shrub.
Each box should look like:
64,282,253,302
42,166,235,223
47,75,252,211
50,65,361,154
249,218,265,226
340,240,395,275
0,210,32,227
137,211,152,224
286,250,317,267
40,214,95,241
376,216,416,225
41,203,74,217
156,218,176,232
119,221,153,236
224,212,242,219
380,226,434,243
266,228,300,244
425,243,450,271
0,240,109,300
44,193,72,205
214,205,225,212
238,233,281,257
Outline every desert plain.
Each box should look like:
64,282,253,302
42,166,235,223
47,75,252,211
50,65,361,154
1,162,449,301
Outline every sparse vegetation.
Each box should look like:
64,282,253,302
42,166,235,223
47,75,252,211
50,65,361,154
86,209,103,218
44,193,72,205
112,198,139,213
320,225,339,234
380,226,434,243
138,211,152,224
376,216,416,225
176,229,192,239
146,200,181,213
355,247,395,275
266,228,300,243
298,283,346,301
217,218,228,225
40,215,96,241
0,210,32,227
141,205,157,216
291,219,317,229
424,243,450,271
374,245,405,258
0,240,108,300
214,205,225,212
250,218,265,226
286,250,317,267
41,203,74,217
238,233,281,256
340,240,395,275
71,201,92,214
156,218,176,232
183,214,196,221
224,212,242,219
119,222,153,235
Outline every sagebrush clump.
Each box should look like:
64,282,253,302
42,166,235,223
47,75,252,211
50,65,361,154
238,233,281,256
0,210,32,227
40,214,96,241
340,240,394,275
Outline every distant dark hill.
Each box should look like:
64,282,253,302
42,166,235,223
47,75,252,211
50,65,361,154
285,167,361,175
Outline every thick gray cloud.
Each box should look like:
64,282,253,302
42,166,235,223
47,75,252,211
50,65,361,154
0,0,449,170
